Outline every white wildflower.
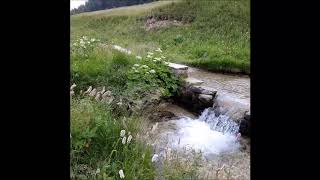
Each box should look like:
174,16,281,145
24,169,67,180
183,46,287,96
99,86,106,94
96,168,100,174
161,56,166,59
102,91,112,98
95,92,101,101
132,67,136,70
147,54,153,58
150,69,156,74
119,169,125,179
136,56,142,60
73,43,77,46
120,130,126,137
91,38,96,42
154,57,161,61
70,83,76,91
84,86,92,94
147,52,154,55
117,101,123,106
134,70,139,73
134,64,140,67
151,154,159,162
113,45,122,50
127,135,132,144
155,48,162,52
141,65,149,68
153,60,157,62
89,88,97,97
122,136,127,144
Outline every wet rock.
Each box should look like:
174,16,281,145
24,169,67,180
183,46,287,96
198,94,213,107
190,86,217,96
175,85,216,112
184,77,204,86
239,111,250,137
213,95,249,122
239,118,250,137
244,111,250,120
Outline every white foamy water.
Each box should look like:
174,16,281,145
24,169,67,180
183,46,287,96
169,117,240,155
154,108,241,156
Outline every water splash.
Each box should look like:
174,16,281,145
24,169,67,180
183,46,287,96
157,108,241,156
198,108,239,135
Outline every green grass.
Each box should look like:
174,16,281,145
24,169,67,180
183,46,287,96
71,0,250,74
71,46,135,95
71,97,155,179
70,40,184,179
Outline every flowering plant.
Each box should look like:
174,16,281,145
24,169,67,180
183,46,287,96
71,36,100,57
127,49,180,97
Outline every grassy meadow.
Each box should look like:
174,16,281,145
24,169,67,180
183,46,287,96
71,0,250,74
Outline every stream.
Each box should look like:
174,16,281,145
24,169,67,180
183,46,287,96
148,67,250,179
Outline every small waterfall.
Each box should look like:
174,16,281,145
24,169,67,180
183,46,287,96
198,108,239,136
152,106,241,156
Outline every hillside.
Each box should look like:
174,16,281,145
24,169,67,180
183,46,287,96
70,1,250,178
71,0,250,74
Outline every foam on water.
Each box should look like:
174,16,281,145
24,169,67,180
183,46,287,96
170,118,239,155
159,108,241,156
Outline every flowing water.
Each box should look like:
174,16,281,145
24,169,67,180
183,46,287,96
187,67,250,106
151,106,243,158
149,68,250,179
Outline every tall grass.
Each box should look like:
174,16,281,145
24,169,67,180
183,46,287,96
70,37,184,179
71,0,250,74
71,97,155,179
71,46,134,95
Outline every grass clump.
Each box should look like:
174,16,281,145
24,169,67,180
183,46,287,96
71,97,155,179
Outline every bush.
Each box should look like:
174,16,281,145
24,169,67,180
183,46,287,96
127,49,180,98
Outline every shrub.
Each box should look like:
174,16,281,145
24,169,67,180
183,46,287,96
127,49,180,98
